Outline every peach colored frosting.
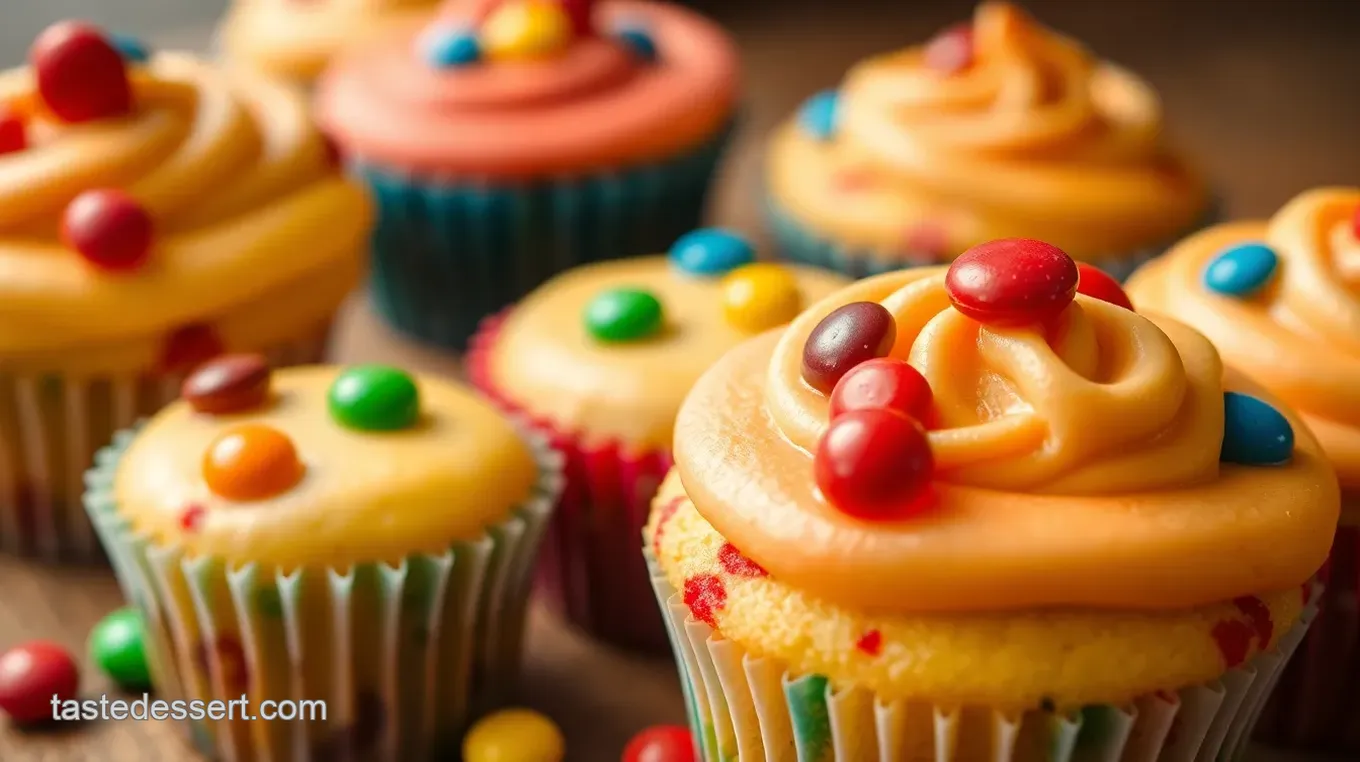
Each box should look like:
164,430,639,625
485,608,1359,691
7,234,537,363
673,269,1338,614
314,0,739,177
1128,188,1360,505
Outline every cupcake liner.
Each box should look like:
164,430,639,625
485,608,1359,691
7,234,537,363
764,197,1224,282
83,418,564,761
468,313,673,653
351,119,737,351
0,327,331,565
647,550,1318,762
1255,519,1360,752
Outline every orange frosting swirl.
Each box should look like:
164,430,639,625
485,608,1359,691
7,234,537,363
1127,188,1360,496
315,0,738,177
673,269,1338,614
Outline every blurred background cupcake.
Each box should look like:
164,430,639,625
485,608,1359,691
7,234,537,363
468,229,845,652
315,0,740,350
765,2,1214,279
647,240,1335,760
218,0,441,88
85,358,563,760
1126,187,1360,753
0,21,371,562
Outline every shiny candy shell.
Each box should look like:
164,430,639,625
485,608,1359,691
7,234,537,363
722,263,803,333
1203,242,1278,298
481,0,574,62
463,708,565,762
622,725,695,762
328,366,422,431
89,608,151,691
182,354,272,415
203,424,305,501
61,189,154,272
1074,262,1134,311
0,641,80,725
799,90,839,140
584,288,665,342
615,27,657,61
423,27,481,68
31,21,132,123
1221,392,1294,466
557,0,595,35
0,107,25,155
801,302,897,393
945,238,1078,326
814,408,934,520
829,357,933,422
670,228,756,276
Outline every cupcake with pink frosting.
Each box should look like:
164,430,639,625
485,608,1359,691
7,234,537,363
316,0,740,349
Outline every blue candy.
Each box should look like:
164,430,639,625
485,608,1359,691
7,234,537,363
1221,392,1294,466
799,90,840,140
109,33,149,64
423,28,481,68
1203,242,1278,297
615,27,658,62
670,228,756,276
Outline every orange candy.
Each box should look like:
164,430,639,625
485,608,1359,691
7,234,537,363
202,424,304,501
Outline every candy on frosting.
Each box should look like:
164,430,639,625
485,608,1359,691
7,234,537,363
669,227,755,276
1221,392,1295,466
828,357,933,423
720,263,803,333
814,407,935,520
60,189,154,272
797,90,838,141
614,26,658,62
202,423,305,502
328,366,422,432
422,26,483,68
0,107,24,154
800,302,897,393
182,354,272,415
481,0,575,61
32,21,133,123
1074,261,1133,310
1202,242,1279,297
108,33,150,64
944,238,1078,325
584,287,665,342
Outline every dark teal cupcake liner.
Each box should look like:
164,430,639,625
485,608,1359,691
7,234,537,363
354,122,736,350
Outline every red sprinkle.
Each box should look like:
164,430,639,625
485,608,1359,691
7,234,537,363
682,574,727,627
717,543,767,578
923,23,975,74
160,323,225,375
1233,596,1273,648
652,495,685,556
855,630,883,656
1211,618,1253,668
179,503,207,532
0,107,26,155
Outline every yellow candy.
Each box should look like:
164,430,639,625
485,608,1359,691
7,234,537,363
722,263,804,333
463,708,565,762
480,0,574,62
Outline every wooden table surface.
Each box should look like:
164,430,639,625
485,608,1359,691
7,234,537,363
4,0,1360,759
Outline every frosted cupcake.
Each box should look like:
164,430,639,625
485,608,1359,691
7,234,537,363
316,0,740,349
0,22,371,561
85,357,562,760
766,2,1213,279
468,229,846,651
1127,187,1360,752
647,238,1336,761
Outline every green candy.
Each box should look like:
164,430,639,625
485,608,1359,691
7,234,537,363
89,607,151,691
328,365,420,431
584,288,664,342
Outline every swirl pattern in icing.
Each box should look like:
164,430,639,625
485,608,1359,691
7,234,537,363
673,268,1338,613
766,2,1209,260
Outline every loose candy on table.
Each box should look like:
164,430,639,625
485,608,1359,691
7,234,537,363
815,408,935,521
584,288,665,342
622,725,695,762
89,608,151,691
669,228,756,276
923,22,975,74
30,21,133,123
0,107,26,155
798,90,839,140
614,26,658,61
464,708,565,762
481,0,574,62
0,641,80,726
423,27,482,68
722,263,803,333
1220,392,1294,466
61,189,154,272
328,366,421,431
203,424,305,502
829,357,933,423
945,238,1079,326
1202,242,1279,298
182,354,272,415
1074,262,1134,311
801,302,897,393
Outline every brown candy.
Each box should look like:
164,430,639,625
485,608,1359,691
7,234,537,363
801,302,897,393
182,354,271,415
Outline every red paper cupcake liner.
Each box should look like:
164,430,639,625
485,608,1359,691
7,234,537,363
468,313,673,653
1255,524,1360,751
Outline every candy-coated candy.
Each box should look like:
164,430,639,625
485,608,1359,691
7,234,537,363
801,302,897,393
1221,392,1294,466
0,641,79,725
0,106,25,155
615,27,657,62
556,0,595,35
61,189,154,272
622,725,695,762
799,90,839,140
481,0,574,62
945,238,1078,326
814,408,934,520
30,21,132,123
422,26,481,68
159,323,224,375
182,354,272,415
923,23,975,74
584,288,665,342
1074,262,1133,311
89,608,151,691
1202,242,1278,298
203,424,305,501
464,708,565,762
108,33,149,63
722,264,803,333
670,228,756,276
328,366,422,432
829,357,933,422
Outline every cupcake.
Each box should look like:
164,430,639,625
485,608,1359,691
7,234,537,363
1126,187,1360,752
646,238,1337,761
765,2,1213,280
0,22,372,562
219,0,440,87
315,0,740,349
468,229,846,651
84,357,563,760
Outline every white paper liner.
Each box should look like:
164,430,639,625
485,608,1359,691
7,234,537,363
0,329,330,563
647,550,1318,762
84,418,564,761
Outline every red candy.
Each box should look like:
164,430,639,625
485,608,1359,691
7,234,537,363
923,23,974,74
557,0,595,35
814,408,934,520
801,302,898,393
1074,262,1134,311
1352,204,1360,241
61,189,153,272
945,238,1078,326
622,725,695,762
0,641,80,725
160,323,225,374
30,22,132,123
829,357,933,422
0,107,26,155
